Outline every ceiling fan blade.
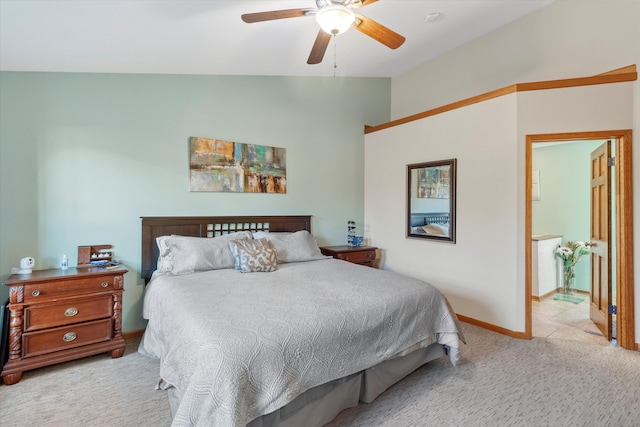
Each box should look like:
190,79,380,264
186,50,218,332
353,14,405,49
307,30,332,64
241,8,314,23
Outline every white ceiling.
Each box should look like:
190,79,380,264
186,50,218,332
0,0,553,78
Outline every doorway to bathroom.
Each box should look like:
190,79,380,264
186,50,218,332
525,130,635,350
531,139,610,345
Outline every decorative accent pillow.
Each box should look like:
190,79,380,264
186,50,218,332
423,223,449,236
162,231,253,275
229,238,271,270
229,239,277,273
253,230,329,263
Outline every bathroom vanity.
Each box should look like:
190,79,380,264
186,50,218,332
532,235,562,299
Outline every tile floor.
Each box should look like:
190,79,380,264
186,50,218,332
532,293,611,346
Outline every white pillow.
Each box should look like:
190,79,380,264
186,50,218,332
423,223,449,236
156,235,174,273
162,231,253,275
254,230,329,263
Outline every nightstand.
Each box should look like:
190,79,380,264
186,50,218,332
320,245,378,267
1,266,127,385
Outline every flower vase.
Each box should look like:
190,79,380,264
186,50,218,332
554,265,584,304
562,266,575,294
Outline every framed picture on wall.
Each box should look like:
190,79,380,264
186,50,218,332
417,165,450,199
407,159,457,243
189,136,287,193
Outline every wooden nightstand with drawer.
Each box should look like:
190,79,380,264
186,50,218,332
320,245,378,267
1,266,127,385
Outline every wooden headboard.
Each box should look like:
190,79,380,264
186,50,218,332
410,212,450,227
141,215,312,282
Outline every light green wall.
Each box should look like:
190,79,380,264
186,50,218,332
532,141,603,291
0,71,391,332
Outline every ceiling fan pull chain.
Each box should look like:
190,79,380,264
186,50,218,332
333,35,337,77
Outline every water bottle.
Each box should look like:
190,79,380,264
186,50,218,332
61,254,68,270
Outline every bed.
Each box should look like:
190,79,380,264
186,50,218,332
409,212,451,236
138,215,464,426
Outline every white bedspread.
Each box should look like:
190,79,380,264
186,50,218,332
140,258,463,426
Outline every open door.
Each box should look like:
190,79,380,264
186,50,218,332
528,130,633,348
589,140,612,339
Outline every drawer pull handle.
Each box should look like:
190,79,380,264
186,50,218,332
32,290,40,297
101,282,109,288
64,307,78,317
63,332,77,342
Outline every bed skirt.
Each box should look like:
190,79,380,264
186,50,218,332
160,342,447,427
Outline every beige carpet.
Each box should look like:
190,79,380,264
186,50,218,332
1,323,639,426
0,338,172,426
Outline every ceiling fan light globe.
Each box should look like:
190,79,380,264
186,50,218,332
316,5,355,35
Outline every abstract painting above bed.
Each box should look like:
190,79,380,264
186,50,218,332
189,137,286,193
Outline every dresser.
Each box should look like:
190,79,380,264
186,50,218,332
1,266,127,385
320,245,378,267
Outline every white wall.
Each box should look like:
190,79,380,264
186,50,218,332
384,0,640,343
391,1,640,121
365,94,519,329
365,82,633,333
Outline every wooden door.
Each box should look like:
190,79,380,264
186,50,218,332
590,141,611,339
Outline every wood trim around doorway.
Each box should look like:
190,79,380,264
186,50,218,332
525,130,635,350
616,131,635,347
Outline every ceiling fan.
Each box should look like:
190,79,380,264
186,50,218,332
241,0,406,65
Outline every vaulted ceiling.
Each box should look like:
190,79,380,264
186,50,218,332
0,0,553,77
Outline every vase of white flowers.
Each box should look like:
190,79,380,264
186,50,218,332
554,241,591,302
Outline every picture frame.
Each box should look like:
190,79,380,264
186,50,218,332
189,137,286,193
407,159,457,243
417,165,450,199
